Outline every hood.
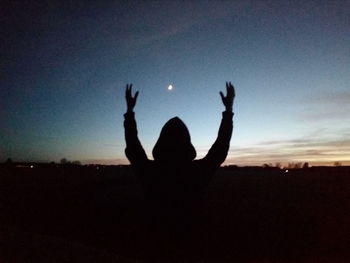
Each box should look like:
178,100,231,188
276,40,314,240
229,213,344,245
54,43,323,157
152,117,196,162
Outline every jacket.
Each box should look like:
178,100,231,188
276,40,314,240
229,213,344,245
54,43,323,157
124,111,233,204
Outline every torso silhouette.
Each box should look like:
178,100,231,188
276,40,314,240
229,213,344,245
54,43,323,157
124,111,233,210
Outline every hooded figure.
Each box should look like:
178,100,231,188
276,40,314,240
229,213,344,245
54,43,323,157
124,83,235,207
123,83,234,253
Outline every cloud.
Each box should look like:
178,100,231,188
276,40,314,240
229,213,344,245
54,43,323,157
257,138,313,146
298,90,350,121
306,91,350,105
225,137,350,166
111,1,237,51
300,110,350,121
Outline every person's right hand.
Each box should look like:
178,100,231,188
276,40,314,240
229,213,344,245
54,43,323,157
220,82,235,112
125,84,139,112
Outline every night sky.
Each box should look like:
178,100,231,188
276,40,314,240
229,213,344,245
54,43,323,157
1,1,350,166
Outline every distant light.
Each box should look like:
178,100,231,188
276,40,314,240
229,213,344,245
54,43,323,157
285,169,288,173
168,85,173,91
30,165,34,169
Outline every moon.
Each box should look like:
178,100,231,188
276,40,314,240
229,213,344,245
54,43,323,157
167,84,173,91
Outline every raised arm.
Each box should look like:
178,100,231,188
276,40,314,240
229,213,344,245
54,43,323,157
203,82,235,167
124,84,148,165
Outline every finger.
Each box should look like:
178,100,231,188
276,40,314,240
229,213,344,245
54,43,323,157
126,85,129,96
127,85,133,98
220,91,225,101
134,91,139,101
228,82,234,93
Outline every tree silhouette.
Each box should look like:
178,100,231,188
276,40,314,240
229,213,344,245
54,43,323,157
302,162,309,169
334,161,342,167
287,162,302,169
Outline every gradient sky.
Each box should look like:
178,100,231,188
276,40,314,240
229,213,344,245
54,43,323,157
1,0,350,166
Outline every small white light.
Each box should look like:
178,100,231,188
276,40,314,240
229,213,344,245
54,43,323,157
285,169,288,173
30,165,34,169
168,85,173,91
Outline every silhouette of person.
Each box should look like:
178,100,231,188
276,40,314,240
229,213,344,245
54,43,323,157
123,82,235,211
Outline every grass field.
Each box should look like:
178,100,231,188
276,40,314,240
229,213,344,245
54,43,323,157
1,165,349,262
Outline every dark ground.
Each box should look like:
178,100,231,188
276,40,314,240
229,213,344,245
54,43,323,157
0,164,349,262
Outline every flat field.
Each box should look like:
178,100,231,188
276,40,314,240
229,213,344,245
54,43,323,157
0,165,349,262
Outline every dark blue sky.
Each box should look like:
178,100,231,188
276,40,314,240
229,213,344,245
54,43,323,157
1,1,350,165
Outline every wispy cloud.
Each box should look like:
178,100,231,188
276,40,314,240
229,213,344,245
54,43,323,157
300,110,350,121
226,136,350,166
256,138,313,146
110,1,237,51
299,90,350,121
305,91,350,105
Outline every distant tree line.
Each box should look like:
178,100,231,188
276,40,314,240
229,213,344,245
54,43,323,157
60,158,81,165
2,157,81,165
2,158,343,167
262,162,309,169
263,161,343,169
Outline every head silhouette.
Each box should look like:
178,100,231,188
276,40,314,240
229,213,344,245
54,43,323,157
152,117,196,163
